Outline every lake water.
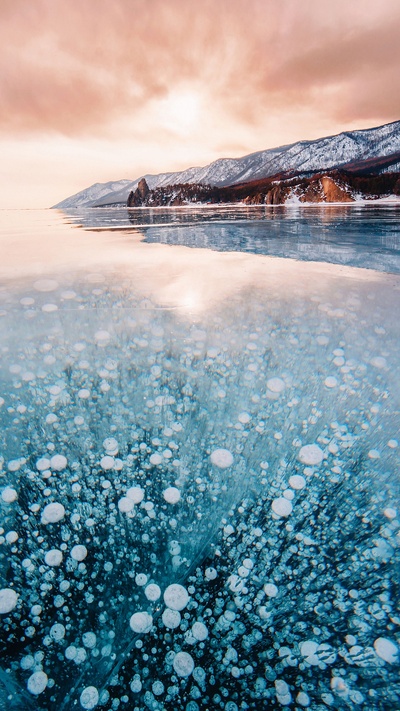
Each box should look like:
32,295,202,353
0,207,399,710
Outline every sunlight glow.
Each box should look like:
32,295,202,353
158,90,202,136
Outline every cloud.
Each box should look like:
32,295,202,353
1,0,399,140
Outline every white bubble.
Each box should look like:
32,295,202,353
173,651,194,677
264,583,278,597
298,444,324,466
50,454,67,471
36,458,51,471
368,449,380,459
41,502,65,524
162,608,181,629
324,376,337,388
129,611,153,634
210,448,233,468
0,588,18,614
192,621,208,641
152,680,164,696
130,676,142,693
27,671,48,695
33,279,58,292
126,486,145,503
145,584,161,601
150,453,162,465
82,632,97,649
50,623,65,641
374,637,398,663
94,330,111,343
383,507,397,520
71,545,88,562
1,487,17,503
238,412,251,424
163,487,181,504
100,456,114,470
267,377,285,393
205,567,217,580
271,497,292,517
103,437,118,455
370,356,386,369
135,573,147,586
42,303,58,313
300,640,318,657
45,549,63,566
289,475,306,490
164,583,189,611
5,531,18,544
296,691,310,707
118,497,134,513
80,685,99,710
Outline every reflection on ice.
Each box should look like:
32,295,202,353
0,261,399,710
63,204,400,274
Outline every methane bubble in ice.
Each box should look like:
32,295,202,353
371,356,386,369
163,487,181,504
210,448,234,468
129,612,153,634
50,454,67,470
80,685,99,709
27,671,48,695
1,487,18,503
289,474,306,490
150,453,162,465
324,376,337,388
173,651,194,677
45,549,63,566
100,456,114,470
135,574,147,586
41,502,65,524
267,377,285,393
374,638,398,663
36,457,50,471
103,437,119,455
298,444,324,465
145,584,161,601
264,583,279,597
271,497,293,517
126,486,145,503
0,588,18,614
33,279,58,292
118,497,134,513
164,584,189,611
192,621,208,640
162,608,181,629
71,545,88,561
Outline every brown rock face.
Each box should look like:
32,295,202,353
321,177,354,203
127,178,150,206
137,178,150,200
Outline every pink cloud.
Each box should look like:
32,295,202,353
0,0,398,138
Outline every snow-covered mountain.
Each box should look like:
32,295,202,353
53,120,400,208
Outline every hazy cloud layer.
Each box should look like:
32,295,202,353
2,0,399,138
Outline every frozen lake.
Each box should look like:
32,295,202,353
0,207,399,710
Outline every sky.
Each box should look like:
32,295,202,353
1,0,400,209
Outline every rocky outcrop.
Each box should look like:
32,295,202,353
126,170,400,208
321,176,353,202
127,178,150,207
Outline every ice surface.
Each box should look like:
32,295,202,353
0,250,399,711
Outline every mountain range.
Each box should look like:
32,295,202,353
53,120,400,208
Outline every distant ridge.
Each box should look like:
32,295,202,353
53,120,400,208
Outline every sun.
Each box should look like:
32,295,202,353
158,89,202,136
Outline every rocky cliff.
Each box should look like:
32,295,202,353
127,170,400,207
